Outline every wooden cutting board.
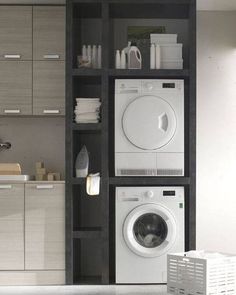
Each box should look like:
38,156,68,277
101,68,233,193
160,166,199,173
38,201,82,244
0,163,21,175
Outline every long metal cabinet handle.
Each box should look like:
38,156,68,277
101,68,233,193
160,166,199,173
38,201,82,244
4,54,21,59
0,185,12,189
36,185,54,189
43,110,60,114
43,54,60,59
4,109,21,114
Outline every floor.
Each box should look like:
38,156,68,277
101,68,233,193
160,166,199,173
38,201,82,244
0,285,168,295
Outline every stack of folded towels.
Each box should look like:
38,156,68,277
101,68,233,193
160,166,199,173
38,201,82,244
74,98,101,124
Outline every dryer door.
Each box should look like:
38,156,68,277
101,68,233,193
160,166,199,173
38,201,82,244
122,95,177,150
123,204,177,258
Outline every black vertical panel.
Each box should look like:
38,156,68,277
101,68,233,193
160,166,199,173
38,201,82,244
66,0,74,285
101,1,110,285
188,0,196,250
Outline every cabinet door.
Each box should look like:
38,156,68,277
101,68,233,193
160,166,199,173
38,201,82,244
0,61,32,115
33,61,65,116
25,183,65,270
33,6,65,61
0,184,24,270
0,6,32,61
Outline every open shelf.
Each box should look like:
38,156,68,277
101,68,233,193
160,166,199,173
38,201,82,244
73,68,103,77
72,123,102,132
109,177,191,186
108,69,190,78
73,227,102,239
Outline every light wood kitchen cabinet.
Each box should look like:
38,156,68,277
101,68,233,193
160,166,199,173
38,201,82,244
25,183,65,270
33,61,65,115
0,6,32,61
0,184,24,270
0,61,32,115
33,6,65,61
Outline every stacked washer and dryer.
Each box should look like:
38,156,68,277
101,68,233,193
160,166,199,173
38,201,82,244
114,79,185,283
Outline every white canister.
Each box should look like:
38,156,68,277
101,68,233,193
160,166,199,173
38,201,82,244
150,44,155,69
92,45,97,68
97,45,102,69
115,50,121,69
82,45,87,59
155,44,161,69
120,50,126,69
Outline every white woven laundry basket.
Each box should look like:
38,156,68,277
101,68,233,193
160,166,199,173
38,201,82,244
167,251,236,295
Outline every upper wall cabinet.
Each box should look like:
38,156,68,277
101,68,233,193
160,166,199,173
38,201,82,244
0,6,32,61
33,6,65,61
0,61,32,115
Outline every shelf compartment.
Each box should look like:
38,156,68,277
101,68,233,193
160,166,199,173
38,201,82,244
109,2,190,19
73,185,102,229
73,68,102,77
109,177,191,185
108,69,189,78
73,238,103,285
72,123,102,132
73,227,102,239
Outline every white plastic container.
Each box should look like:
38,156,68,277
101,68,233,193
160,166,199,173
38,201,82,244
97,45,102,69
115,50,121,69
161,59,183,69
167,251,236,295
92,45,97,68
159,43,183,60
155,44,161,69
120,50,126,69
150,44,155,69
150,33,177,44
128,43,142,69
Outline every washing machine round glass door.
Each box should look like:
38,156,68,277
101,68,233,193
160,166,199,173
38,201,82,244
122,95,177,150
123,204,177,257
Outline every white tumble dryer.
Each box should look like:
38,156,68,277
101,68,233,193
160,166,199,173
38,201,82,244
116,186,185,284
115,79,184,176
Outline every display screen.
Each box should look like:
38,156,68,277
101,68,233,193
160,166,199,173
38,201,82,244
162,83,175,88
163,190,176,196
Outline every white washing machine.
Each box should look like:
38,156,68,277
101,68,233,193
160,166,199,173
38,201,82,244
116,186,185,284
115,79,184,176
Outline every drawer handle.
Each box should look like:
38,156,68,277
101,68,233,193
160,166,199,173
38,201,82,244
43,110,60,114
4,54,21,59
36,185,54,189
43,54,60,59
4,109,21,114
0,185,12,189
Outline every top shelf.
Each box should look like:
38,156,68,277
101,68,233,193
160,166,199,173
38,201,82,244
73,68,190,78
72,0,193,19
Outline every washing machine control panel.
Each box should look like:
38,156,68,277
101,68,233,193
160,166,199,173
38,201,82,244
142,80,183,93
117,187,184,203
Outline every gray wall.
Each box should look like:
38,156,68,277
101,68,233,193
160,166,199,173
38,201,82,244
0,117,65,178
197,11,236,253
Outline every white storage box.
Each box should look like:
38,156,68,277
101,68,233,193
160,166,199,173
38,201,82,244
167,251,236,295
150,33,177,44
160,44,183,60
161,59,183,69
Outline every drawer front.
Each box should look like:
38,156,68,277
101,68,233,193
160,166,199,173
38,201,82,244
33,6,65,61
25,184,65,270
0,6,32,61
0,184,24,270
0,61,32,115
33,61,65,116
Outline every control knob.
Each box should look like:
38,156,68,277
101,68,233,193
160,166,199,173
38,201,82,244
145,190,154,199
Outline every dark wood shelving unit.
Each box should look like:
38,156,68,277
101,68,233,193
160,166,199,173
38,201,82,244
109,177,191,186
66,0,196,285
